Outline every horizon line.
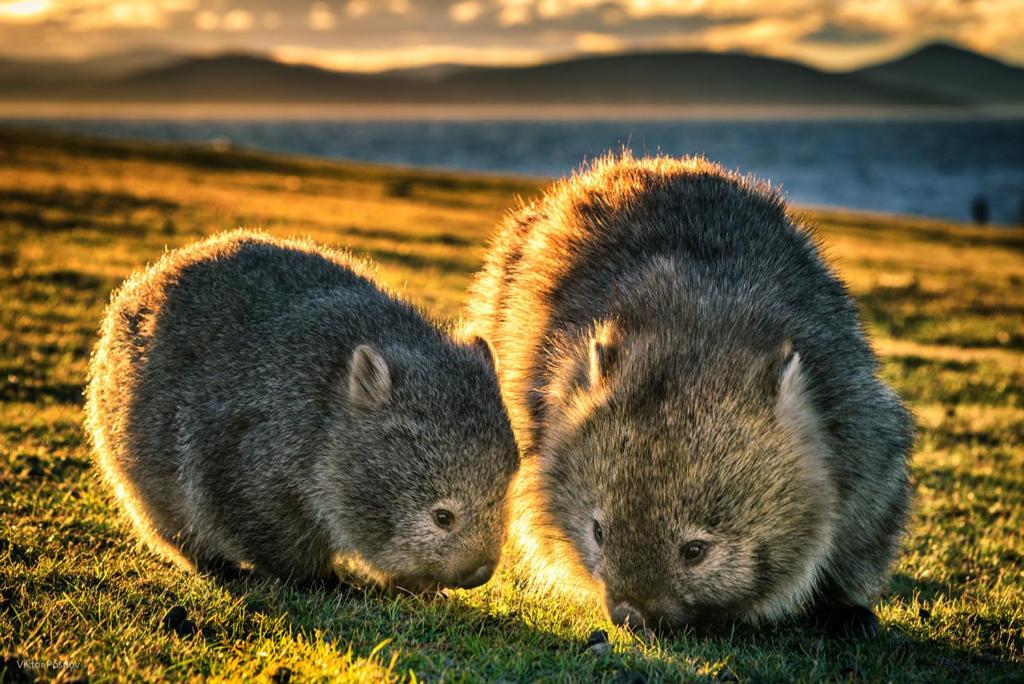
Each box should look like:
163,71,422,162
1,39,1020,77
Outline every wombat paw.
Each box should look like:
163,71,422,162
815,604,879,640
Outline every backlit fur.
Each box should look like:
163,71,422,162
86,231,518,590
466,154,914,627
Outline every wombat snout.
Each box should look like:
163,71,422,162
452,562,495,590
609,601,647,629
607,594,685,631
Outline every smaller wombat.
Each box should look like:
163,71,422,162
86,231,518,591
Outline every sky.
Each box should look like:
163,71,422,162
0,0,1022,72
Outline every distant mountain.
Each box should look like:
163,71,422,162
42,50,953,106
96,53,412,101
853,42,1024,104
429,51,951,105
0,49,180,93
73,48,183,79
1,44,1015,106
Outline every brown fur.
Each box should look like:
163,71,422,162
467,154,913,633
86,231,518,590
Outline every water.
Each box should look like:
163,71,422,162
8,114,1024,224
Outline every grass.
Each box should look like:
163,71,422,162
1,126,1022,682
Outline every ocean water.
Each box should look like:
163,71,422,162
9,114,1024,225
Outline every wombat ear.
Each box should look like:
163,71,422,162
587,320,620,388
774,342,832,476
349,344,391,409
775,339,797,385
775,341,811,426
471,336,498,372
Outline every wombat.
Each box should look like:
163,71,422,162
466,155,913,636
86,231,518,591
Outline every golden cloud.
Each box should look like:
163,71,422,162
449,1,483,24
0,0,53,24
307,1,335,30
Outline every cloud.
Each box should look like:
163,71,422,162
801,21,889,45
511,0,819,22
449,1,483,24
193,8,216,30
0,0,1021,70
222,8,254,31
0,0,53,24
307,1,335,30
573,31,624,53
346,0,368,19
701,13,824,55
0,0,197,30
68,2,181,31
834,0,913,33
273,42,550,71
952,0,1024,54
261,10,280,29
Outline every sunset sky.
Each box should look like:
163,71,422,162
1,0,1022,72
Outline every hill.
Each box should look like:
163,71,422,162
430,50,952,105
0,49,956,105
0,48,180,93
95,53,414,102
853,42,1024,104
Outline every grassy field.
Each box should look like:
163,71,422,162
1,126,1022,683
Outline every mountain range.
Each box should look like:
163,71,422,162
1,42,1021,107
851,43,1024,105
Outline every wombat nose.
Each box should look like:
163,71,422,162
454,563,494,590
609,601,647,629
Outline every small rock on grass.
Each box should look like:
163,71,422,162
161,606,187,631
161,606,196,639
584,629,611,656
174,619,197,639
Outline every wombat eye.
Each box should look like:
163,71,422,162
433,509,454,530
681,541,707,565
592,519,604,547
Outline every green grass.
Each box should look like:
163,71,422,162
1,127,1022,682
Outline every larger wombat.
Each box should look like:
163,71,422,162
466,155,913,636
87,231,518,591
